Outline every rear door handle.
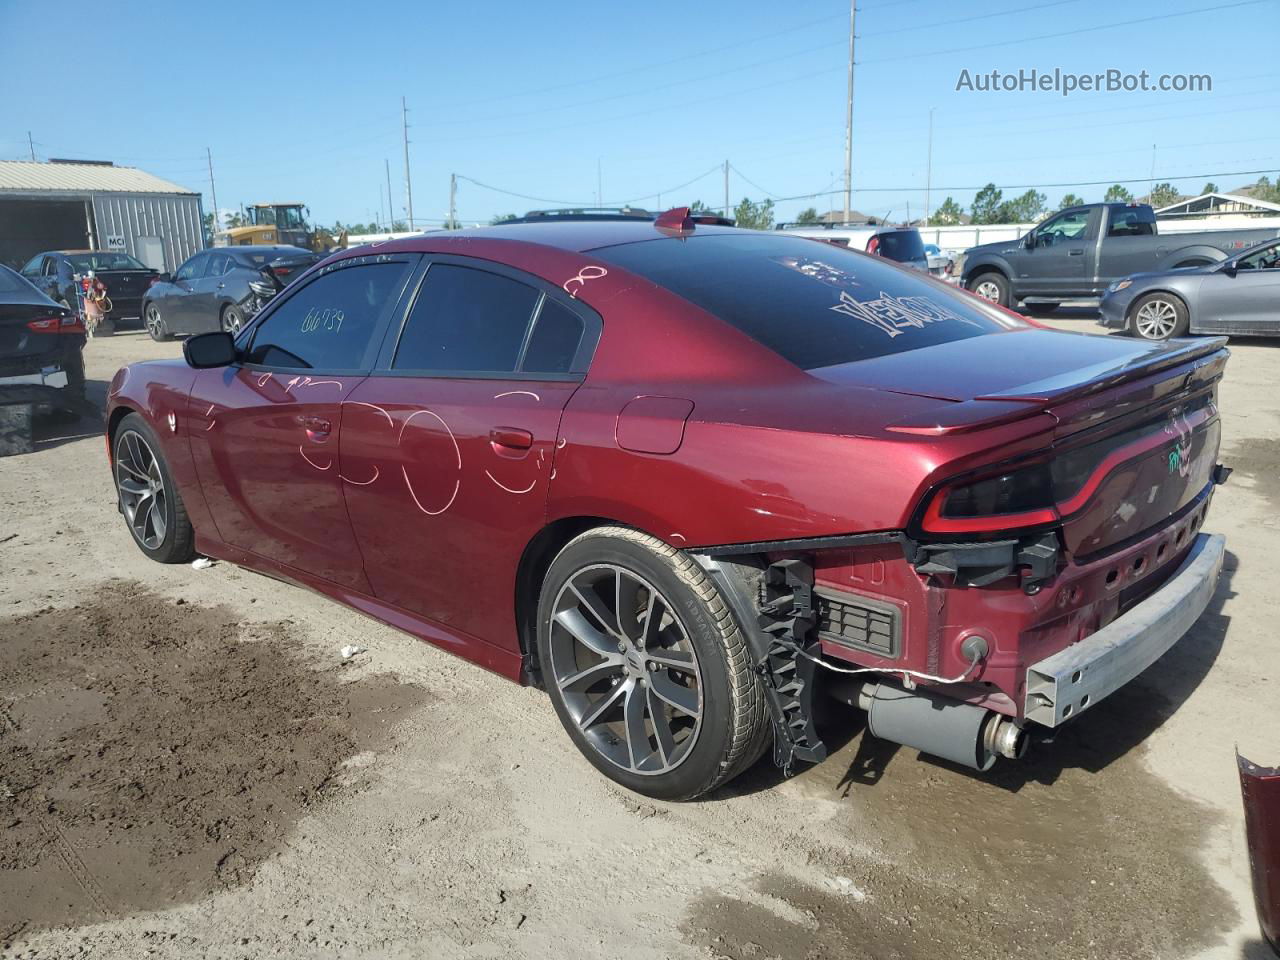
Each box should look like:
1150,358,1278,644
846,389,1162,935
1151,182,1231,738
1068,249,1084,256
490,426,533,450
297,415,331,439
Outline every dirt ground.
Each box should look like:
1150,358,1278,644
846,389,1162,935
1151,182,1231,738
0,318,1277,960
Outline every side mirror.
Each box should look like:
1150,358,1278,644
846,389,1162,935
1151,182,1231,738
156,272,172,283
1023,233,1036,249
183,331,238,369
1221,263,1238,277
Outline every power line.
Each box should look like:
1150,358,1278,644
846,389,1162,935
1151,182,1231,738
456,163,723,208
861,0,1269,63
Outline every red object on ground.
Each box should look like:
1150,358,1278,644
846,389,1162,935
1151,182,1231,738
1239,752,1280,956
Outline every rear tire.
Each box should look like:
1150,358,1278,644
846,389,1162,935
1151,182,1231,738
144,302,170,342
1128,292,1190,340
537,526,769,801
968,271,1010,307
220,304,244,335
112,413,195,563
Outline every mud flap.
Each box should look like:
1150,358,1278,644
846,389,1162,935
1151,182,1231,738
1239,751,1280,955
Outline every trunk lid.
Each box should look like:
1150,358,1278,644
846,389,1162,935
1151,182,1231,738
827,329,1230,558
95,269,156,300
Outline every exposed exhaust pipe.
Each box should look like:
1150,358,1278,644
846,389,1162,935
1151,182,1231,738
831,679,1028,771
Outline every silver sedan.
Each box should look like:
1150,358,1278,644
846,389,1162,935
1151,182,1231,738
1099,237,1280,340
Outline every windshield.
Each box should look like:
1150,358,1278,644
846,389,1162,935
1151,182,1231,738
596,233,1009,369
67,253,148,272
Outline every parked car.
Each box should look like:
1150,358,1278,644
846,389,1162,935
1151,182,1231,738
141,245,319,341
922,242,956,279
963,202,1280,308
1100,236,1280,340
0,264,86,414
19,249,157,328
779,221,929,271
106,213,1229,800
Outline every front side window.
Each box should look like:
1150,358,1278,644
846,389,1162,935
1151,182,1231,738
597,233,1011,370
1036,210,1091,246
1237,240,1280,270
246,261,412,370
175,254,206,282
393,264,540,373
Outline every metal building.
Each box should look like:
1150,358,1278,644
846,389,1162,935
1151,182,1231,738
0,159,205,273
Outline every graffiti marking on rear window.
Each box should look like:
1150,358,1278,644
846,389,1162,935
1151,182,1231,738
771,255,861,290
829,289,980,339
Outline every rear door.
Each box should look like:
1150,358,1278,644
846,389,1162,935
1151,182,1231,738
188,253,418,589
186,252,233,332
341,256,598,653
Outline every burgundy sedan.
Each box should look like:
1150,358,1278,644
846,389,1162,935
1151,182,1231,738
106,210,1229,800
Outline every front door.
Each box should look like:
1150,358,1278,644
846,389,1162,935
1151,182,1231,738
186,252,233,333
188,253,418,590
1016,207,1095,297
340,257,598,653
1199,241,1280,332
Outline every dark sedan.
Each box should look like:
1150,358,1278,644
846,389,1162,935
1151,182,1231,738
0,264,86,414
20,249,157,329
141,246,319,341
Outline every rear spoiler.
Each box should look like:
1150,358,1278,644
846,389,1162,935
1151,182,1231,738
887,337,1228,437
975,337,1229,404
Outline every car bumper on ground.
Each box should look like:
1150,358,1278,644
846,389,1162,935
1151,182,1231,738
1024,532,1225,727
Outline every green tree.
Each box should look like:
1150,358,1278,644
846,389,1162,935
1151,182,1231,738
1148,183,1181,208
489,213,517,225
1253,176,1280,203
931,197,964,225
1057,193,1084,210
970,184,1004,224
795,206,822,224
732,197,775,230
999,189,1047,223
390,220,408,231
688,200,712,215
1200,182,1219,196
1104,184,1133,203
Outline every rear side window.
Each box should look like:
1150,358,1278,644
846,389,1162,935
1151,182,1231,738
522,299,584,374
394,264,540,373
875,230,925,263
597,233,1008,369
1107,209,1155,237
246,261,411,370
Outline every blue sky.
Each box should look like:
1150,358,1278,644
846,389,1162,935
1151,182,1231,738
2,0,1277,227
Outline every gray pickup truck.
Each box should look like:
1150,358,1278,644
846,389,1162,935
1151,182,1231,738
961,202,1280,308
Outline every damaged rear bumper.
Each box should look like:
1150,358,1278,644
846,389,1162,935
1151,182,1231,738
1024,532,1224,727
1239,752,1280,955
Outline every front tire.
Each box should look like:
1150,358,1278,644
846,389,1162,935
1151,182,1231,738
113,413,195,563
144,302,170,342
968,271,1010,307
537,527,769,801
1128,292,1189,340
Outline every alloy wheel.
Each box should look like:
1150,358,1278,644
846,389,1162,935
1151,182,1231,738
115,430,168,549
974,280,1001,302
548,564,703,775
222,308,243,335
1134,299,1177,339
145,305,164,339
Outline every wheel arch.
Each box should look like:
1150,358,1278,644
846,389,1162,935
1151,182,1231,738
106,403,137,455
962,258,1010,287
1168,245,1228,269
1126,286,1191,323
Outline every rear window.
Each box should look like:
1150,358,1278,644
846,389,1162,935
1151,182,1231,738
67,253,147,272
875,230,925,263
0,265,32,294
596,233,1006,369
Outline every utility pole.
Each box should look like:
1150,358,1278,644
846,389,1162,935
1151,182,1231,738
401,97,414,229
723,159,730,218
1148,143,1157,203
449,173,457,229
378,182,384,230
923,107,934,230
385,159,394,227
27,132,35,162
843,0,857,223
206,148,219,237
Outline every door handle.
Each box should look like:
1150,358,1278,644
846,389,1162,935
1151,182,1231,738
217,282,226,289
1068,249,1084,256
490,426,533,450
297,415,331,438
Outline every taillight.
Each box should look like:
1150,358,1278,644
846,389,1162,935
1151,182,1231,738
26,314,85,334
922,463,1059,534
866,235,881,255
272,265,292,276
